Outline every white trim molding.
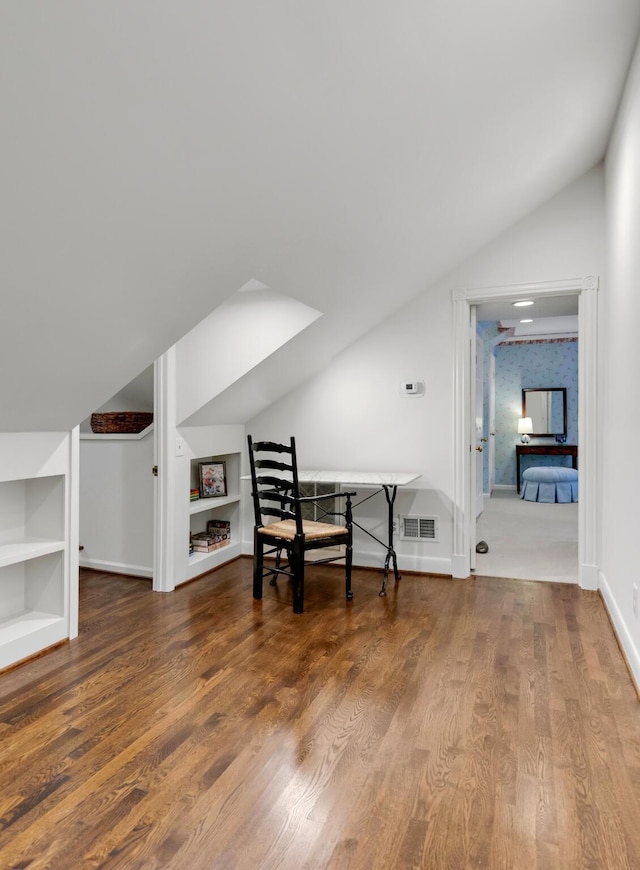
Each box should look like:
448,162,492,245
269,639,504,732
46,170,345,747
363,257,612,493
68,426,80,639
577,283,599,590
79,558,153,579
452,276,599,589
452,276,598,302
599,570,640,692
153,350,177,592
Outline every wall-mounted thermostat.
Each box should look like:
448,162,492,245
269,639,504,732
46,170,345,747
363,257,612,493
399,380,425,397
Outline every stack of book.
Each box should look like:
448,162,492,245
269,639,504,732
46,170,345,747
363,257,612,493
190,489,200,502
191,520,231,554
207,519,231,537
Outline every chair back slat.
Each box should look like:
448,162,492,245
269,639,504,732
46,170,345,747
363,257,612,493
260,506,297,522
254,458,293,474
251,475,293,489
258,488,294,505
252,440,294,455
257,489,296,519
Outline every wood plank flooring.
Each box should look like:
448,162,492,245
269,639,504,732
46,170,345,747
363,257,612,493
1,560,639,869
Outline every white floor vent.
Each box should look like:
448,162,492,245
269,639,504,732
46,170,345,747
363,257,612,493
399,515,439,542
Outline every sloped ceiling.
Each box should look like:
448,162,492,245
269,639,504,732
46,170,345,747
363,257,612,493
175,283,322,426
2,2,639,431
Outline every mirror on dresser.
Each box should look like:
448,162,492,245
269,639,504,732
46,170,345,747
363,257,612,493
522,387,567,438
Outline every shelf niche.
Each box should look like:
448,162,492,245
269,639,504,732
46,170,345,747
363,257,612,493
184,451,241,583
0,475,67,670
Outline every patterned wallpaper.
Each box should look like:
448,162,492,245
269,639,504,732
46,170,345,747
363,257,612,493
479,327,578,488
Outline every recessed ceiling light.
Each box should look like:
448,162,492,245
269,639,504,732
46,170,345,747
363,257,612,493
520,318,533,323
513,300,534,307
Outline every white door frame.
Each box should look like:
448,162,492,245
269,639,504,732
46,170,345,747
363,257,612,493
153,348,177,592
451,276,599,589
473,322,485,518
488,352,496,493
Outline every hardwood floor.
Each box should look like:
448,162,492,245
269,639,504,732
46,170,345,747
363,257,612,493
1,561,639,869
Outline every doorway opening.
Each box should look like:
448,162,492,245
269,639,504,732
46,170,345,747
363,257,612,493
474,306,578,581
451,276,598,589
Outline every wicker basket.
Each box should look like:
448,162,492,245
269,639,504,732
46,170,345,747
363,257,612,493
90,412,153,434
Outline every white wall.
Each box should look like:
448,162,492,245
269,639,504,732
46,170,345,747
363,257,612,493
247,166,605,574
175,286,322,427
79,435,154,578
601,36,640,688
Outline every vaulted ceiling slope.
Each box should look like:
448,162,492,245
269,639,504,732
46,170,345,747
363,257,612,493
2,2,639,431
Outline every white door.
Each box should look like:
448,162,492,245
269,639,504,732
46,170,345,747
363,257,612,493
469,306,484,571
488,352,496,492
475,331,485,518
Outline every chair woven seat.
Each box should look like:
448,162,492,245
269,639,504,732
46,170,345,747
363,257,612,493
259,519,349,541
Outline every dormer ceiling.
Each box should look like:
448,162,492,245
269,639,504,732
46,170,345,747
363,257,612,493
2,3,640,430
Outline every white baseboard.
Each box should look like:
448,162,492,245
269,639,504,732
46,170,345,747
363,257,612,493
354,549,452,576
579,562,598,591
450,553,469,579
492,484,517,491
599,570,640,693
80,558,152,579
241,541,452,577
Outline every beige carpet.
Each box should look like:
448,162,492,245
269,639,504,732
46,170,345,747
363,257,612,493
474,489,578,583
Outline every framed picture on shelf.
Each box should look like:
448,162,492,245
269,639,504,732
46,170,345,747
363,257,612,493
198,461,227,498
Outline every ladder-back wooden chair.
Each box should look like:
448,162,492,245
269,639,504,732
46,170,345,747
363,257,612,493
247,435,356,613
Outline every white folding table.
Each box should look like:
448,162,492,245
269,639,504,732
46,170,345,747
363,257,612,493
298,470,421,596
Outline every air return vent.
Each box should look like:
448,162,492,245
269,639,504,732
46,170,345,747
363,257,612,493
399,515,438,542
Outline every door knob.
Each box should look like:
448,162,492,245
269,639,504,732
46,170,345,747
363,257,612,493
476,445,484,452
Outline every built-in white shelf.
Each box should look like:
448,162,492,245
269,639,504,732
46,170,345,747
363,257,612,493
180,448,242,585
186,540,241,580
188,541,233,567
189,494,240,515
0,473,68,671
0,538,65,569
0,611,66,645
80,424,153,441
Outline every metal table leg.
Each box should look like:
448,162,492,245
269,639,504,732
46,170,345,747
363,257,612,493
379,484,400,596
